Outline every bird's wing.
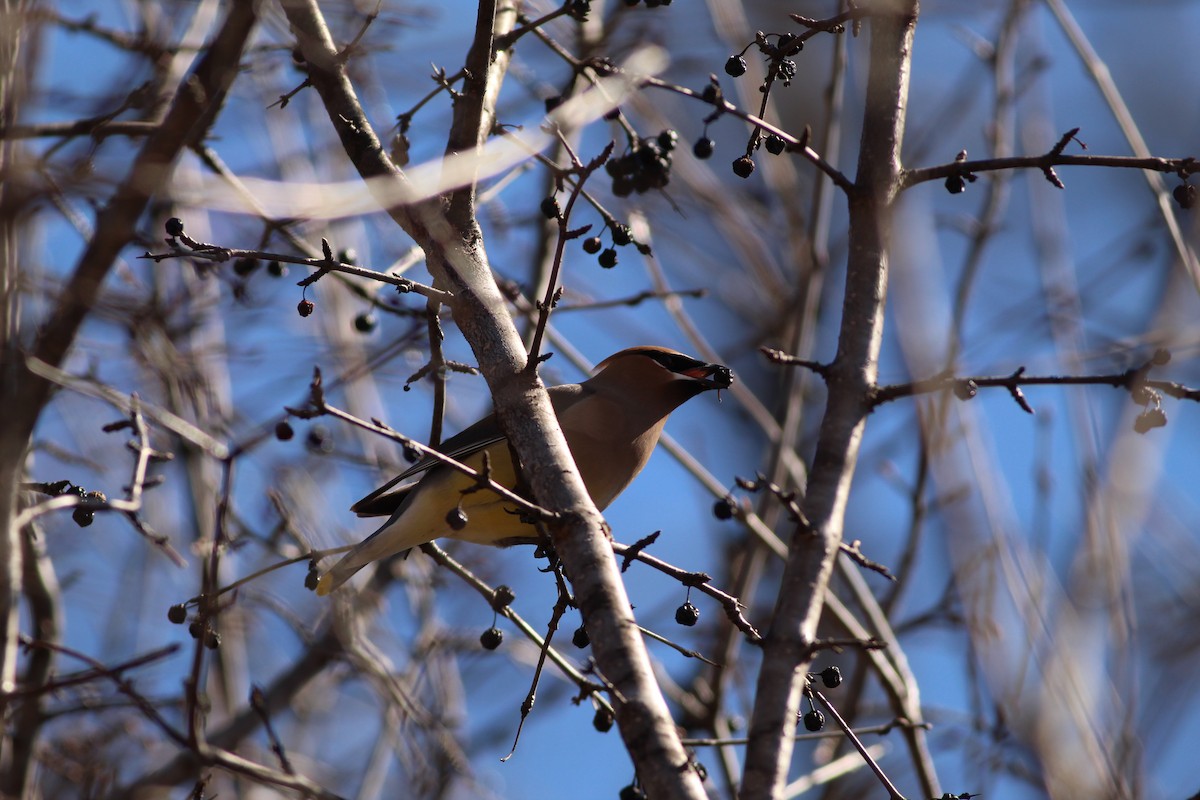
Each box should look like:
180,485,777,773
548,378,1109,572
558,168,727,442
350,383,588,517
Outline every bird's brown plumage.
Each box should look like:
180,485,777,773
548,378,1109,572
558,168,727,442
316,346,732,594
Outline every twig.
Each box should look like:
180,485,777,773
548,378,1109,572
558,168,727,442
814,690,906,800
612,542,761,642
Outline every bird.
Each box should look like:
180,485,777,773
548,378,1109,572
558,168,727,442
316,346,733,595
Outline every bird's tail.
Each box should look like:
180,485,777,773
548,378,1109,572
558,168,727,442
315,518,426,596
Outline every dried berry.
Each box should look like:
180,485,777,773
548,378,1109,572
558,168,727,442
945,174,967,194
693,137,714,159
675,601,699,627
72,507,94,527
306,425,333,453
168,604,188,624
619,785,646,800
732,155,756,178
233,256,259,276
572,625,590,648
267,260,287,277
724,55,747,77
582,236,602,254
275,421,294,441
165,217,185,237
593,708,614,732
611,224,632,246
297,299,314,317
803,709,825,731
1173,183,1196,210
713,497,735,520
188,621,203,639
598,248,618,269
480,627,503,650
353,312,377,333
820,666,842,688
657,129,678,151
764,134,786,155
492,585,516,608
567,0,590,21
540,196,561,219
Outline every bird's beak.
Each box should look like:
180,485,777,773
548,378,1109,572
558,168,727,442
681,363,734,391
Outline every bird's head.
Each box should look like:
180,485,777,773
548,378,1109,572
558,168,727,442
591,346,734,402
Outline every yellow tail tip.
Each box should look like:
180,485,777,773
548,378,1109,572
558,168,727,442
315,573,334,596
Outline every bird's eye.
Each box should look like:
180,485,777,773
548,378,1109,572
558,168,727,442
654,352,705,374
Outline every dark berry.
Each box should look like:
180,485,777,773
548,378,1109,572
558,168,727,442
593,708,614,732
713,497,735,520
598,248,618,269
675,601,699,627
168,604,188,624
337,248,357,265
764,134,786,155
820,666,842,688
492,585,516,608
1173,183,1196,209
480,627,503,650
619,785,646,800
582,236,602,254
567,0,590,21
724,55,747,77
165,217,184,237
572,625,590,648
803,709,825,731
353,312,377,333
732,155,756,178
267,260,287,277
657,129,678,151
945,174,967,194
233,256,259,276
693,137,714,159
72,507,94,527
540,196,561,219
297,299,314,317
306,425,333,454
275,421,294,441
188,621,203,639
611,224,632,246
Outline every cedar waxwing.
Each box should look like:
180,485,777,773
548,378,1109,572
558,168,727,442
316,346,733,594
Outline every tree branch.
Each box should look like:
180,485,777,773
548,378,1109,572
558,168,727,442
740,4,919,797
